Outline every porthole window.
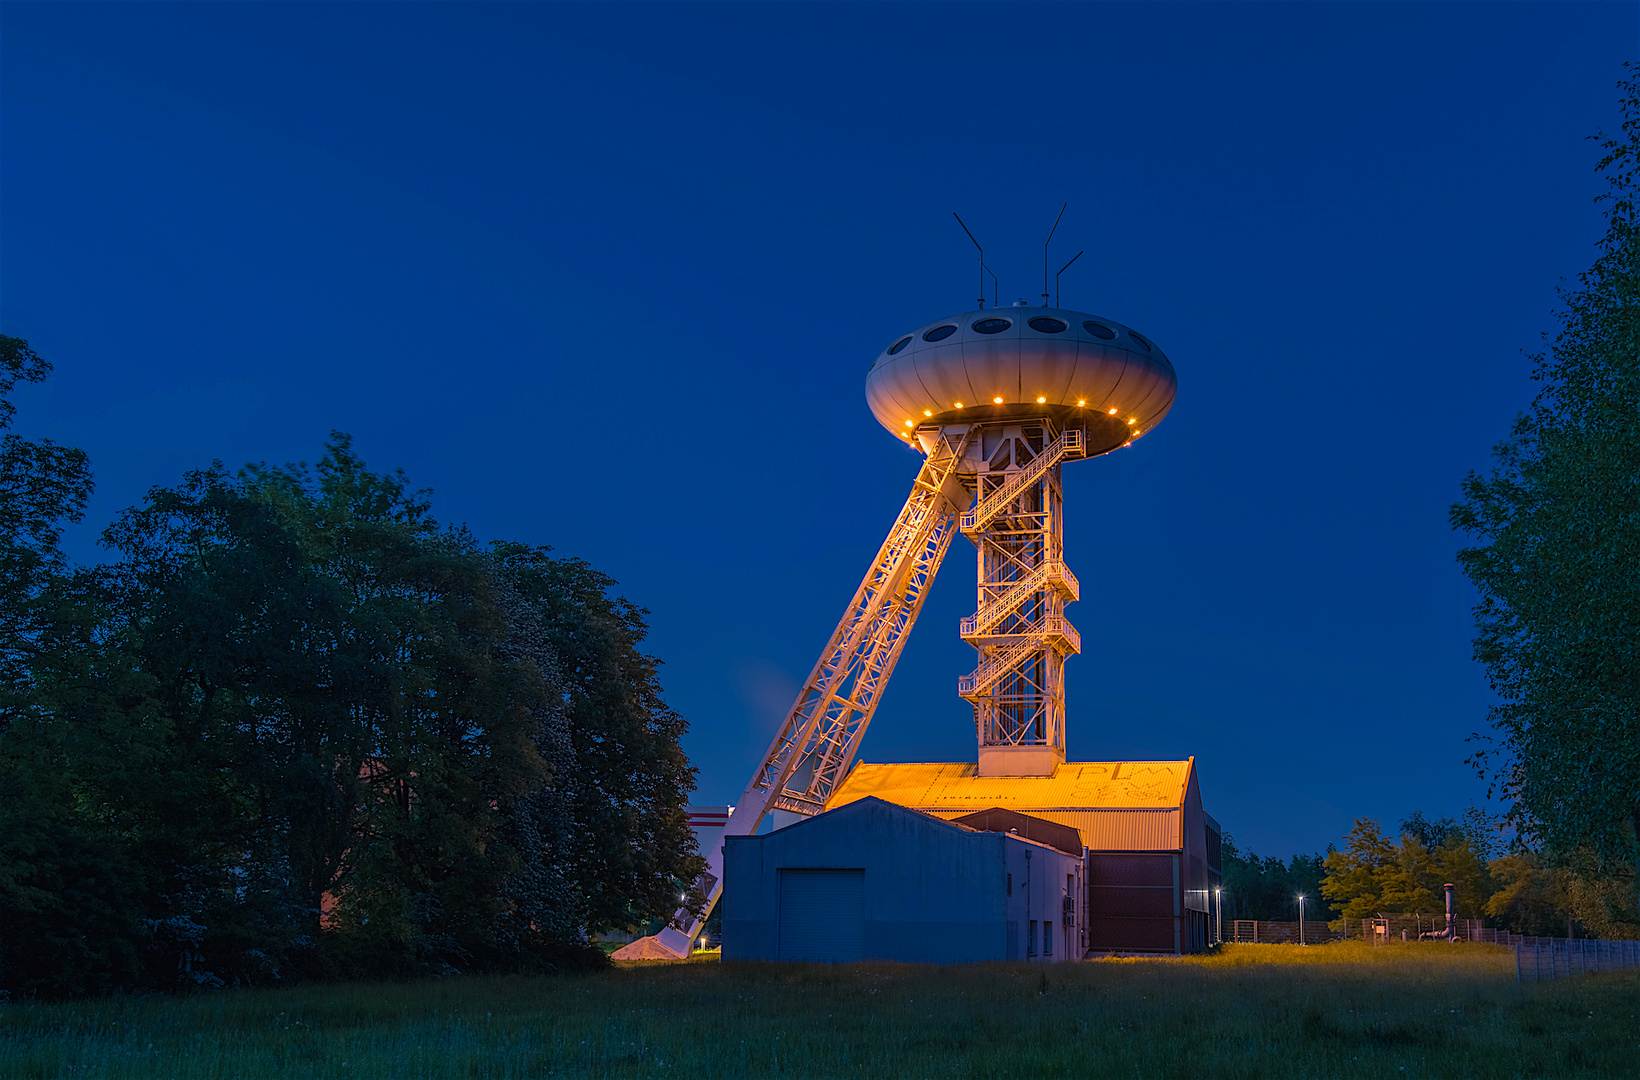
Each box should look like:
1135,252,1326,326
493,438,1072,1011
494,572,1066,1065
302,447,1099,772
887,336,913,356
1082,321,1116,340
972,318,1012,335
1128,331,1153,352
1027,316,1067,333
923,324,958,342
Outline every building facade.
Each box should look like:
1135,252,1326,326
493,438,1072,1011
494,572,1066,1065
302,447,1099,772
722,797,1084,963
826,758,1222,954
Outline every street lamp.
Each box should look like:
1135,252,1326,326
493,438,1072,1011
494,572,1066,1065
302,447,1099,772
1297,894,1306,946
1215,886,1222,945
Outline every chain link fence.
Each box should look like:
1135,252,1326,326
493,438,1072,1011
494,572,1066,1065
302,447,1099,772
1360,916,1492,942
1514,936,1640,982
1229,919,1344,944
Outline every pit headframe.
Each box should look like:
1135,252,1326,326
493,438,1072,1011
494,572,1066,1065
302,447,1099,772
646,301,1177,959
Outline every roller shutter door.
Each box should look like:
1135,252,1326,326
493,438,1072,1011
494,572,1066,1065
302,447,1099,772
777,869,864,962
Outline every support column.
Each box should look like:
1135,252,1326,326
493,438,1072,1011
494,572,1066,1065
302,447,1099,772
958,421,1081,777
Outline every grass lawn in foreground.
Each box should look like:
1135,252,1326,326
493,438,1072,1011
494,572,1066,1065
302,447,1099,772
2,942,1636,1078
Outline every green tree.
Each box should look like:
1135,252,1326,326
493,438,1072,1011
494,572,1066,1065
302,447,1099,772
1451,67,1640,929
0,337,149,998
1322,819,1398,920
0,335,93,735
1373,834,1440,916
490,543,704,934
4,429,694,996
1323,816,1497,926
98,437,594,979
1219,836,1337,923
1485,854,1571,935
1558,848,1639,939
0,604,161,997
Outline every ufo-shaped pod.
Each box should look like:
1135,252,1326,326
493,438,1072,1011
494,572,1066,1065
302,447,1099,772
1016,312,1081,404
1095,325,1175,423
1086,346,1162,421
912,337,975,411
866,306,1177,455
1068,337,1128,412
960,315,1020,407
866,343,929,427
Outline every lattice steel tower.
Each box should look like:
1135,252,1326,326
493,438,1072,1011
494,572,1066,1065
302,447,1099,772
649,300,1177,958
958,420,1082,777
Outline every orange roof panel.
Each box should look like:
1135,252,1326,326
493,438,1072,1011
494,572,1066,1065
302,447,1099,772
826,759,1194,851
829,759,1191,811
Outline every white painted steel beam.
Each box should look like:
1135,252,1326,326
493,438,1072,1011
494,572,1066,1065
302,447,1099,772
652,427,976,957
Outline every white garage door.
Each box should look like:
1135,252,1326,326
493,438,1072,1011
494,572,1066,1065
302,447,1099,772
777,868,864,962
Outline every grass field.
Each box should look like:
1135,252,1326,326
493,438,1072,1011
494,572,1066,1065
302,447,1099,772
3,942,1637,1078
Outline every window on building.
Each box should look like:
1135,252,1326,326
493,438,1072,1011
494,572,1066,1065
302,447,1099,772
1044,921,1053,956
1007,873,1013,896
1028,920,1039,956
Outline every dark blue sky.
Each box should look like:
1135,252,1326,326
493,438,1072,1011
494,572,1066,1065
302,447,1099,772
4,3,1635,856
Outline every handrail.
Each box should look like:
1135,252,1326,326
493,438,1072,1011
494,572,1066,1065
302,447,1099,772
958,636,1044,699
960,428,1083,535
959,559,1079,639
958,617,1083,697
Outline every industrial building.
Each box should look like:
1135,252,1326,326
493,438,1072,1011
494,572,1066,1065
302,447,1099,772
720,759,1220,960
723,797,1083,963
827,758,1220,954
618,286,1216,964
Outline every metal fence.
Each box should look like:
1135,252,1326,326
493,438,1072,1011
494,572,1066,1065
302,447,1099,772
1230,919,1344,945
1514,937,1640,983
1361,916,1494,943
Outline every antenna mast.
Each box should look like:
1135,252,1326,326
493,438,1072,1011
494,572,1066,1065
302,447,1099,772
1055,250,1083,309
953,213,997,309
1042,202,1067,306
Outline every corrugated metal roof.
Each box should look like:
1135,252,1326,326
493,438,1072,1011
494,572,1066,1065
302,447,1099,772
826,760,1191,852
830,760,1190,810
1045,810,1180,850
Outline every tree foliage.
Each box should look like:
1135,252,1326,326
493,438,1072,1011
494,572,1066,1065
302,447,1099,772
1451,67,1640,911
490,545,701,934
1218,837,1337,923
0,335,93,737
0,371,700,997
1321,816,1494,924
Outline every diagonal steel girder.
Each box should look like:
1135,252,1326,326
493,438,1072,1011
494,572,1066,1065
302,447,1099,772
652,427,975,957
753,425,975,813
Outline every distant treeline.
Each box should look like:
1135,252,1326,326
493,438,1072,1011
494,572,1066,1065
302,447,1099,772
1323,813,1637,939
1230,809,1638,940
1217,837,1336,926
0,336,703,998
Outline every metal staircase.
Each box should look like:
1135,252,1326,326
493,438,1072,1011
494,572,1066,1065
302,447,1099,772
960,428,1083,537
959,558,1079,640
958,616,1081,700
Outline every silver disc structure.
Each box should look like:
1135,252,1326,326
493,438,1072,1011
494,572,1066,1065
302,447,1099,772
651,305,1175,958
